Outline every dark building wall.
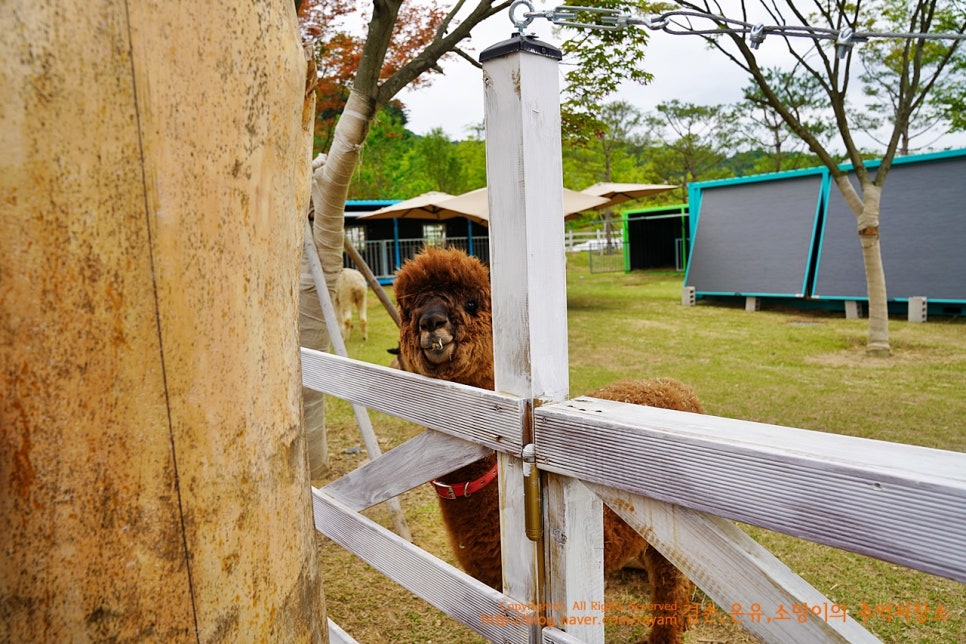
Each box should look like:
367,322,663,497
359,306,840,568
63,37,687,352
627,216,690,270
624,205,690,271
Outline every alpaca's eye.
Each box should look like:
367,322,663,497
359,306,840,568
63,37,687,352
465,300,478,314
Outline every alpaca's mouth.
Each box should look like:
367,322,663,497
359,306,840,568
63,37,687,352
421,333,455,364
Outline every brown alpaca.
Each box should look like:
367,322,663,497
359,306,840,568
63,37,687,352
394,247,698,644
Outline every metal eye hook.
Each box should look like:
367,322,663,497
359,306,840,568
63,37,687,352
509,0,536,35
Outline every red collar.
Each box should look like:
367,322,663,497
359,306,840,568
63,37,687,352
431,462,499,500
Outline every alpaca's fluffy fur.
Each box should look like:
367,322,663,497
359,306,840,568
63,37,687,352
395,247,698,644
335,268,368,341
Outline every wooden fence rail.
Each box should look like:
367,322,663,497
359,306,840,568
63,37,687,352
537,397,966,582
301,350,526,455
303,349,966,643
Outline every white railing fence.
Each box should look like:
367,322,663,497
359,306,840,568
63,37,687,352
303,351,966,643
564,230,621,253
344,230,618,282
345,236,491,281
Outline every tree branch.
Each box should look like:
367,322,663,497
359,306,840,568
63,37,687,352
452,47,483,69
377,1,512,104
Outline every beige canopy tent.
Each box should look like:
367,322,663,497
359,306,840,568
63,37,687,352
580,182,678,208
360,190,488,225
360,184,676,226
360,187,609,226
441,187,610,223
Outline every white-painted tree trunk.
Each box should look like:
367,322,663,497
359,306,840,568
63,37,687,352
298,0,501,474
301,89,379,477
301,79,377,479
833,175,889,355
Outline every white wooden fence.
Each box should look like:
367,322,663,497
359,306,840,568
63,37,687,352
304,352,966,644
565,229,619,252
303,33,966,644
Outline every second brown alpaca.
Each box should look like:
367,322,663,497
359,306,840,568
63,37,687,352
394,247,699,644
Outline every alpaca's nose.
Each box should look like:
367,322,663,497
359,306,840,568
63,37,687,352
419,309,449,332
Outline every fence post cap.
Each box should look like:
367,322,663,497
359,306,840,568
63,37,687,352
479,33,562,63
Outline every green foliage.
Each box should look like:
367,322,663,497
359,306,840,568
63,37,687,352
924,2,966,135
641,100,741,191
351,123,487,199
348,106,417,199
739,68,838,172
404,127,464,194
453,136,487,192
557,1,662,143
856,0,966,152
739,149,822,175
563,100,654,188
938,91,966,131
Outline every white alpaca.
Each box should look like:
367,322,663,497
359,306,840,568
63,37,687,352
334,268,368,341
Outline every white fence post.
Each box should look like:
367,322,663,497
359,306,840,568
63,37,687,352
482,33,604,641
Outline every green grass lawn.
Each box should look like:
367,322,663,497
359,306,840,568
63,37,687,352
317,255,966,643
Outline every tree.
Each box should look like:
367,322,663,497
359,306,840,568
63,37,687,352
295,1,511,476
642,100,741,201
304,1,510,283
4,2,323,639
564,100,651,244
857,0,966,154
301,0,684,286
298,0,447,155
558,1,657,142
676,0,965,355
453,132,488,193
403,127,465,194
346,104,416,199
564,100,651,188
349,124,489,199
739,67,837,172
597,101,648,181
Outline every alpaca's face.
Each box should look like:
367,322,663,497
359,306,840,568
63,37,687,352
394,248,494,390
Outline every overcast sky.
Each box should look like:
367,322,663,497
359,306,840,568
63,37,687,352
399,8,752,139
397,3,966,151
